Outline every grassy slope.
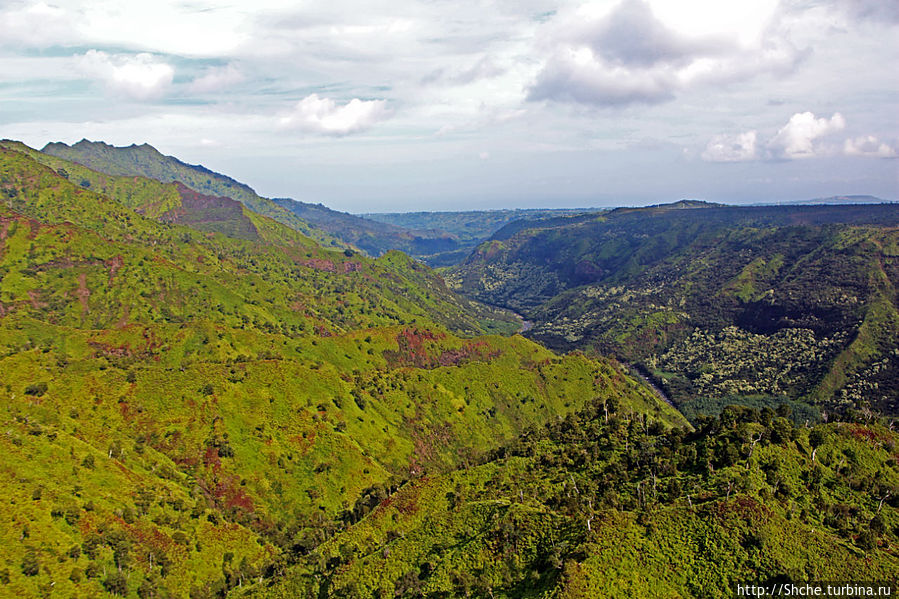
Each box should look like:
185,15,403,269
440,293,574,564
247,401,899,598
0,145,683,598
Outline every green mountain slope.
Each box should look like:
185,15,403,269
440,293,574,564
245,400,899,598
40,139,343,248
447,203,899,414
0,142,683,598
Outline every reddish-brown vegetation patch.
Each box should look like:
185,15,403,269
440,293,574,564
107,254,124,283
288,431,316,456
301,258,336,272
842,423,893,446
26,289,47,310
383,328,498,369
213,474,255,513
715,496,772,522
88,341,135,358
77,272,90,313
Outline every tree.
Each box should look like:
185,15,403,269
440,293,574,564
103,571,129,596
808,427,827,462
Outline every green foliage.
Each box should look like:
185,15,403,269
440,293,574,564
0,142,682,597
449,202,899,412
38,139,344,248
249,401,899,598
678,394,820,426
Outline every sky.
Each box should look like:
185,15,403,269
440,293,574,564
1,0,897,212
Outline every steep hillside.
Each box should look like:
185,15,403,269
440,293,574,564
0,143,682,598
448,203,899,414
40,139,469,261
40,139,342,247
245,399,899,598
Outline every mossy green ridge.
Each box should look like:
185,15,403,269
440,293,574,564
40,139,469,262
39,139,343,248
247,400,899,598
448,202,899,413
0,142,682,597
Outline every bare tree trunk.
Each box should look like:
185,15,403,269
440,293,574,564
748,433,763,459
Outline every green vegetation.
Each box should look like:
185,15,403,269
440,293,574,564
246,399,899,598
0,142,681,597
448,202,899,413
40,139,343,248
4,139,897,598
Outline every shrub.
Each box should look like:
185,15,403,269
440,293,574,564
21,550,39,576
24,382,48,397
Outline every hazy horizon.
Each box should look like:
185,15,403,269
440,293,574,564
2,0,897,212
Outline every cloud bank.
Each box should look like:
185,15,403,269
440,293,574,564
703,112,896,162
0,0,896,209
528,0,804,107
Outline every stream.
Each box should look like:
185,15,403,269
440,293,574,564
509,310,534,333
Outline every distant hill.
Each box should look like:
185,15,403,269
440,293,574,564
40,140,496,262
364,208,606,265
750,195,896,206
799,195,895,205
448,201,899,414
272,198,461,258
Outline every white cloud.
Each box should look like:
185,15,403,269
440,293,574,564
703,112,895,162
279,94,390,135
0,1,74,47
76,50,174,99
767,111,846,159
844,135,898,158
527,0,802,107
188,64,244,94
529,46,677,105
702,130,758,162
